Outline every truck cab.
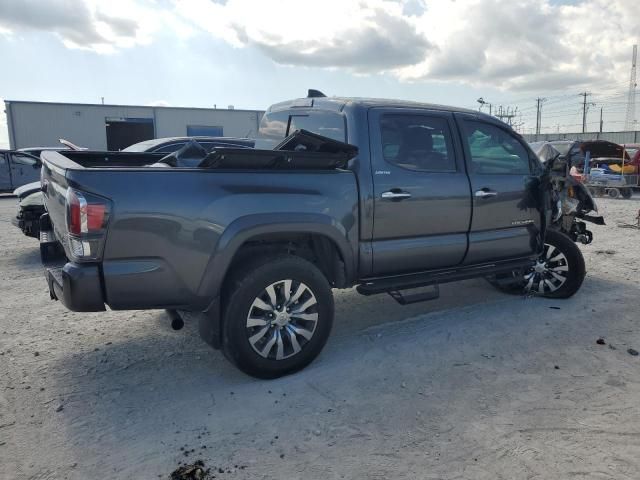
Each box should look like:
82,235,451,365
258,96,547,277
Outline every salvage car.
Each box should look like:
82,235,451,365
0,150,42,193
38,91,586,378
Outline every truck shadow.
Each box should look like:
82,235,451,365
48,273,628,477
7,246,41,269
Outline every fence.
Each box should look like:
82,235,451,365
522,131,640,144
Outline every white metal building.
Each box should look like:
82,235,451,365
4,100,264,150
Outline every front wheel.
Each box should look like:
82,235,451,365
488,229,586,299
222,255,334,379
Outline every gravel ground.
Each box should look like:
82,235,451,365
1,194,640,480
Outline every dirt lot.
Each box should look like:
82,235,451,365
1,195,640,480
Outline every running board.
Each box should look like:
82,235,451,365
388,285,440,305
357,258,534,296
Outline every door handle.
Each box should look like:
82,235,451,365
474,189,498,198
381,190,412,200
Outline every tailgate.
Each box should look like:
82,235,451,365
41,151,74,252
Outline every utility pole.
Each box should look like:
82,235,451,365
580,92,591,133
495,106,518,126
625,45,637,131
599,107,603,133
535,98,545,137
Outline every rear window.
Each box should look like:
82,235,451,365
256,110,346,149
380,114,456,172
288,113,346,142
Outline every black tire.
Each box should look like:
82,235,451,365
222,255,334,379
487,229,586,299
621,188,632,199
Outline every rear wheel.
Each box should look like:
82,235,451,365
607,188,621,199
621,188,632,199
488,229,585,299
222,256,334,379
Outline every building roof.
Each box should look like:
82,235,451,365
4,99,264,114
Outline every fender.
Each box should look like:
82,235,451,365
196,212,357,300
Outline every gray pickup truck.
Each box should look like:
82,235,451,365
40,92,586,378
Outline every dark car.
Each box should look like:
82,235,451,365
39,91,586,378
122,136,255,153
0,150,42,193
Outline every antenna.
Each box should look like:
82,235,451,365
625,44,637,131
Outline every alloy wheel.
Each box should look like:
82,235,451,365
245,280,318,360
524,243,569,294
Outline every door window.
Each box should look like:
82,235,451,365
380,115,456,172
463,121,531,175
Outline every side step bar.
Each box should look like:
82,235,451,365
357,258,534,297
388,285,440,305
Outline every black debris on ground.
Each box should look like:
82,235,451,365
628,348,639,356
554,365,560,370
170,460,211,480
548,306,561,310
596,338,606,345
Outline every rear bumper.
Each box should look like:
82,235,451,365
46,262,106,312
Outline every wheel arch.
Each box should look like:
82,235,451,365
197,213,353,350
198,213,356,300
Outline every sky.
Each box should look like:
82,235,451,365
0,0,638,148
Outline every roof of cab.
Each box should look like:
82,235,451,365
268,96,490,118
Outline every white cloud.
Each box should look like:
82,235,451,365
175,0,432,72
0,0,159,53
0,0,637,91
174,0,637,91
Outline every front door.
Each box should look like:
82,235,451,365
456,114,543,265
369,109,472,276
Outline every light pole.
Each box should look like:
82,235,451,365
477,97,493,115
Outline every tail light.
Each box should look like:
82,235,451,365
65,188,111,261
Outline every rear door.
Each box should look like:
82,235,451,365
9,153,41,189
456,115,543,264
369,108,472,275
